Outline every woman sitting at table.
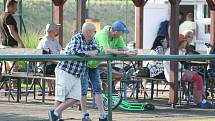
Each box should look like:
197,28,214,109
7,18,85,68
141,36,168,97
146,36,168,78
163,34,213,108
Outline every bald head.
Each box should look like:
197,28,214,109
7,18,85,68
82,22,96,34
81,22,96,42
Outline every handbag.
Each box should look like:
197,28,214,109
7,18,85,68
136,67,150,77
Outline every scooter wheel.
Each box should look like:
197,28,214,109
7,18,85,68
145,103,155,110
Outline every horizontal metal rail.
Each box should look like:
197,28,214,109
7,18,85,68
0,54,215,61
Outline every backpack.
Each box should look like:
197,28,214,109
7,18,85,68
157,20,169,41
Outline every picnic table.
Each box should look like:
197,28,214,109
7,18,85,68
0,47,54,103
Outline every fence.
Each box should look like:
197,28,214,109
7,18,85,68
1,54,215,121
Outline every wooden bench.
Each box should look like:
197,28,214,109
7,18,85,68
2,72,55,80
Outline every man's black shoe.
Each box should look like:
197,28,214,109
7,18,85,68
48,110,59,121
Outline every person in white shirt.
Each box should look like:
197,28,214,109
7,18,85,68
179,13,196,46
147,36,168,78
163,34,213,108
37,23,62,96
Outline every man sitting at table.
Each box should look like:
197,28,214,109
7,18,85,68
163,34,213,108
37,23,62,96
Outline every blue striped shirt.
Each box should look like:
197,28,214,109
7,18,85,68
56,32,99,77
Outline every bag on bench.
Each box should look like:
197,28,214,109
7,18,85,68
136,67,150,77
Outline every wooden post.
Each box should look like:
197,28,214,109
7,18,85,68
206,0,215,46
134,7,143,49
168,0,180,108
132,0,148,49
52,0,67,46
76,0,87,33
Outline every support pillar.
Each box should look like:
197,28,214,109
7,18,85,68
206,0,215,46
132,0,148,49
52,0,67,46
134,7,143,49
211,11,215,46
76,0,87,33
168,0,181,108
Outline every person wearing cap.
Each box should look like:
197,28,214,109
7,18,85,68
80,20,136,121
0,0,24,90
37,23,62,54
48,22,99,121
179,12,196,46
163,34,213,108
37,23,62,96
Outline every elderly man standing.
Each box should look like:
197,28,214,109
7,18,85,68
81,20,136,121
37,23,62,96
48,22,99,121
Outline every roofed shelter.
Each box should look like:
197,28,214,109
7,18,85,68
2,0,215,109
53,1,215,119
132,0,215,108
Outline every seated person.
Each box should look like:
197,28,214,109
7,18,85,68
136,36,168,95
37,23,62,96
182,30,199,55
163,34,213,108
87,20,136,91
146,36,168,79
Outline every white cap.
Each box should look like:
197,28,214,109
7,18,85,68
45,23,61,32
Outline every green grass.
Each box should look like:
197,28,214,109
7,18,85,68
21,32,41,48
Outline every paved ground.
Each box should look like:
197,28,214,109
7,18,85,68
0,90,215,121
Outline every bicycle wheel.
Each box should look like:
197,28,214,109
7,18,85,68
102,82,123,111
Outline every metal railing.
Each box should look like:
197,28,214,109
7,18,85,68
1,54,215,121
1,54,215,61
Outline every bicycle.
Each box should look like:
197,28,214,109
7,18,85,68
101,63,155,111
